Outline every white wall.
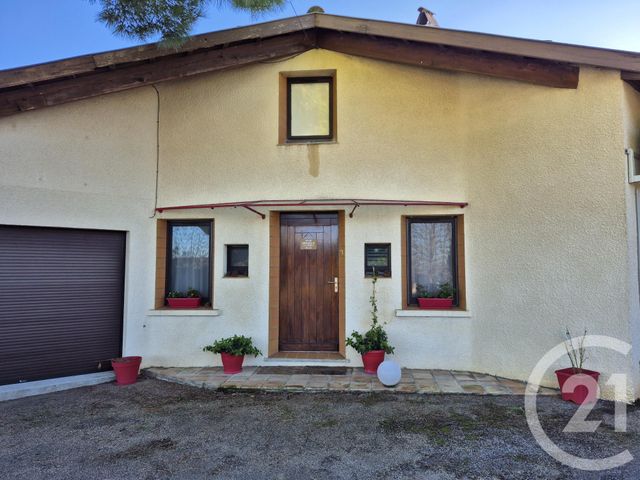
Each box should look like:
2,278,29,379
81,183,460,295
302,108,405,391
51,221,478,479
623,83,640,399
1,49,638,400
0,89,158,360
142,206,473,370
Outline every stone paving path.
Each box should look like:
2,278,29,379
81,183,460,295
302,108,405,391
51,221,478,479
145,367,559,396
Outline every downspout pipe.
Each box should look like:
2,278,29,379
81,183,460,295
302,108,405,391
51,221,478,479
149,85,160,218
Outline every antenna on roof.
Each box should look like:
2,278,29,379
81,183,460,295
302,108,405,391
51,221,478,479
417,7,439,27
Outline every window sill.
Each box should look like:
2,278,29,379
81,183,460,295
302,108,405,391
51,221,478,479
147,308,221,317
395,309,471,318
278,140,338,146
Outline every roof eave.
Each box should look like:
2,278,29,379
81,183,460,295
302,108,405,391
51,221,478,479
3,13,640,91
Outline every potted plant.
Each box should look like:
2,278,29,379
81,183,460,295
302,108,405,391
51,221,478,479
166,288,201,308
555,329,600,405
202,335,262,374
111,356,142,385
346,275,395,374
416,282,455,310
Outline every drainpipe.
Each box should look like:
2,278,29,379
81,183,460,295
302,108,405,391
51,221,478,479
149,85,160,218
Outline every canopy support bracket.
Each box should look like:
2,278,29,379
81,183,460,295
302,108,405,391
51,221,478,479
243,205,266,219
348,202,360,218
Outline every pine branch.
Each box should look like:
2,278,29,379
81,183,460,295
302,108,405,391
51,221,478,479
90,0,285,46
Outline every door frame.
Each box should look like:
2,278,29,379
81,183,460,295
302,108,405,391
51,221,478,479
268,211,346,357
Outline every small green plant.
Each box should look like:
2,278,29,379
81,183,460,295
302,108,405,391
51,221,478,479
346,276,395,354
417,282,455,299
564,328,588,372
187,288,200,298
167,288,200,298
437,282,454,299
203,335,262,357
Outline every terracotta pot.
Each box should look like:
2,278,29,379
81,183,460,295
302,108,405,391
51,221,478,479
417,298,453,310
555,368,600,405
111,356,142,385
221,352,245,374
362,350,386,375
166,297,201,309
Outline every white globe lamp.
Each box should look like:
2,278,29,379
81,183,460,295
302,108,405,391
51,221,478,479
377,360,402,387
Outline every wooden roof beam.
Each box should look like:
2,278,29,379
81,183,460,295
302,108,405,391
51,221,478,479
0,31,314,118
316,14,640,72
316,30,579,89
0,15,316,89
2,13,640,94
92,15,316,67
621,72,640,92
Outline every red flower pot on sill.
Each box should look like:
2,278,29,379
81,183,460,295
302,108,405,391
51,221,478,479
221,352,245,374
362,350,386,375
555,368,600,405
417,298,453,310
111,356,142,385
166,297,201,309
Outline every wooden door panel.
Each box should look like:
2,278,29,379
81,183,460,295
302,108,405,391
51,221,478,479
279,213,339,352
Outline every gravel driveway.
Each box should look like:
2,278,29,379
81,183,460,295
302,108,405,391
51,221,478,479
0,378,638,479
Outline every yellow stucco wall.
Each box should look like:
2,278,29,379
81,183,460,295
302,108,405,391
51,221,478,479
1,48,638,399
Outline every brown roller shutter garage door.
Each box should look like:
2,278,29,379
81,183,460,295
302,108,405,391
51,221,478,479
0,225,125,385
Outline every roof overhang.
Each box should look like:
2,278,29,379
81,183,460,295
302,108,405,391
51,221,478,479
2,13,640,118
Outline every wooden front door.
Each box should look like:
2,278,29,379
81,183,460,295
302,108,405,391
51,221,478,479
279,213,339,352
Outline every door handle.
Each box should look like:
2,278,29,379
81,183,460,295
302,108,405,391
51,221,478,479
327,276,339,293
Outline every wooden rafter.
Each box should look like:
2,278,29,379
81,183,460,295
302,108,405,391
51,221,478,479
0,57,98,91
315,14,640,72
93,16,316,68
0,16,315,89
0,32,315,117
621,71,640,92
3,12,640,118
316,30,579,89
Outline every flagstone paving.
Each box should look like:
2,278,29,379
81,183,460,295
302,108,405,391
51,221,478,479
145,366,559,396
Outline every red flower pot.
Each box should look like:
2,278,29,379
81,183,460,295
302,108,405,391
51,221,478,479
555,368,600,405
166,297,201,309
362,350,386,375
417,298,453,310
221,352,245,374
111,356,142,386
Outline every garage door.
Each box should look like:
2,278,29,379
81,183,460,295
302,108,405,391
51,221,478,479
0,225,125,385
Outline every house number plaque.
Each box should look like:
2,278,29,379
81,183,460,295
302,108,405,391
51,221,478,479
301,239,317,250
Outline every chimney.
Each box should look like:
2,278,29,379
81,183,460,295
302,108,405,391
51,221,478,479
416,7,439,27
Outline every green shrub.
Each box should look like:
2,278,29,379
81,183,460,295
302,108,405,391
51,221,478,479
345,276,395,354
203,335,262,357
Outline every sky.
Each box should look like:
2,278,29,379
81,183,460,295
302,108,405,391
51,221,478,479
1,0,640,70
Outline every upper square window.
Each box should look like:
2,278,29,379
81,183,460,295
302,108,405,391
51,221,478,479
285,75,335,142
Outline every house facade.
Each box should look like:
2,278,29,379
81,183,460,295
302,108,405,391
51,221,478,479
1,14,640,401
